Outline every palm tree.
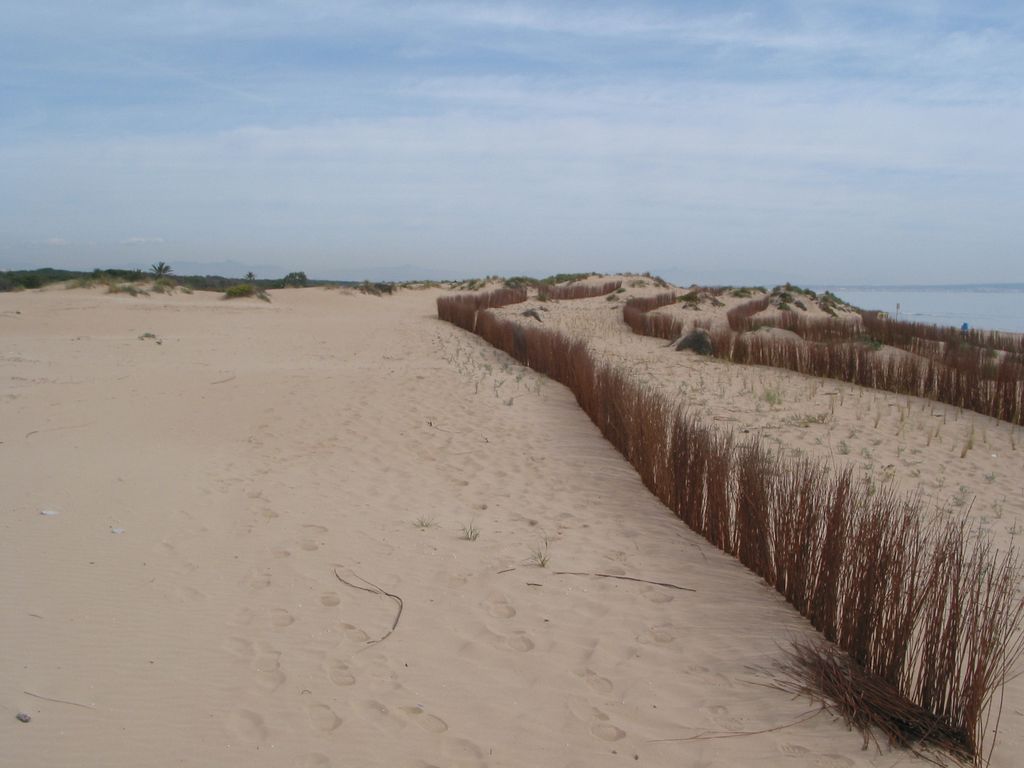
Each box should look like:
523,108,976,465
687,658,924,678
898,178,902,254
151,261,173,278
245,271,256,281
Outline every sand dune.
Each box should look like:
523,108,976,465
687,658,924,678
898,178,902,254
2,284,1021,767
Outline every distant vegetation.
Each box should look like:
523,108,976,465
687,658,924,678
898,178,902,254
150,261,173,278
0,265,404,294
354,281,395,296
0,267,147,292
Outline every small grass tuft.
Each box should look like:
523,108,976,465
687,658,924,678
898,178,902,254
528,538,550,568
413,516,436,529
460,521,480,541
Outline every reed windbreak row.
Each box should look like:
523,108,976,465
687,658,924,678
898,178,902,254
538,280,622,301
625,296,1024,425
435,287,527,332
438,289,1023,762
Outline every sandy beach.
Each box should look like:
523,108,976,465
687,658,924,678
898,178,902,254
2,282,1022,768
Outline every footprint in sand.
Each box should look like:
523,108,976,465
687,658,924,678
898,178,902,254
252,651,286,691
249,571,272,590
482,592,516,618
270,608,295,628
505,631,534,652
226,709,268,742
354,700,403,733
302,754,332,768
303,524,329,534
172,585,207,602
584,707,627,742
779,743,810,757
637,625,675,645
306,703,342,732
590,722,627,742
399,705,449,734
272,547,292,559
320,592,341,607
340,623,369,642
641,589,674,604
685,664,733,688
812,756,855,768
578,668,613,693
224,636,254,659
442,737,487,766
702,704,743,730
327,660,356,687
300,538,320,552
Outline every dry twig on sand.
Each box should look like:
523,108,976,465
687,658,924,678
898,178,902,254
333,568,404,645
552,571,696,592
23,691,95,709
647,707,825,743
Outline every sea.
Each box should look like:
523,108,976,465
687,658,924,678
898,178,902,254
813,284,1024,334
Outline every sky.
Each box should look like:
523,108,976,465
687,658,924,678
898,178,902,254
1,1,1022,284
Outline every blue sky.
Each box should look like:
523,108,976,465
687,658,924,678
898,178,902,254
2,1,1022,283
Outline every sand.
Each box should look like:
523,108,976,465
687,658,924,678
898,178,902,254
2,282,1022,767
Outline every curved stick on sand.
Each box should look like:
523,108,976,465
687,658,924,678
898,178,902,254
333,568,404,645
551,571,696,592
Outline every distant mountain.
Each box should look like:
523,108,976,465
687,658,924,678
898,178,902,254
315,264,471,282
154,260,286,279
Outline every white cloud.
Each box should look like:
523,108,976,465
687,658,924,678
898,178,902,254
3,1,1023,282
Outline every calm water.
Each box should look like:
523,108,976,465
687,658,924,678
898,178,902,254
817,286,1024,334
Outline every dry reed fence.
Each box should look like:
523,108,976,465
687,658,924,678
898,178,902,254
435,287,527,332
439,289,1024,763
625,296,1024,425
862,312,1024,358
622,293,681,339
538,279,621,301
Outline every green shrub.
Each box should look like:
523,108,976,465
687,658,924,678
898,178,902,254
107,283,148,296
224,283,256,298
504,276,539,290
151,277,177,294
541,272,594,285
